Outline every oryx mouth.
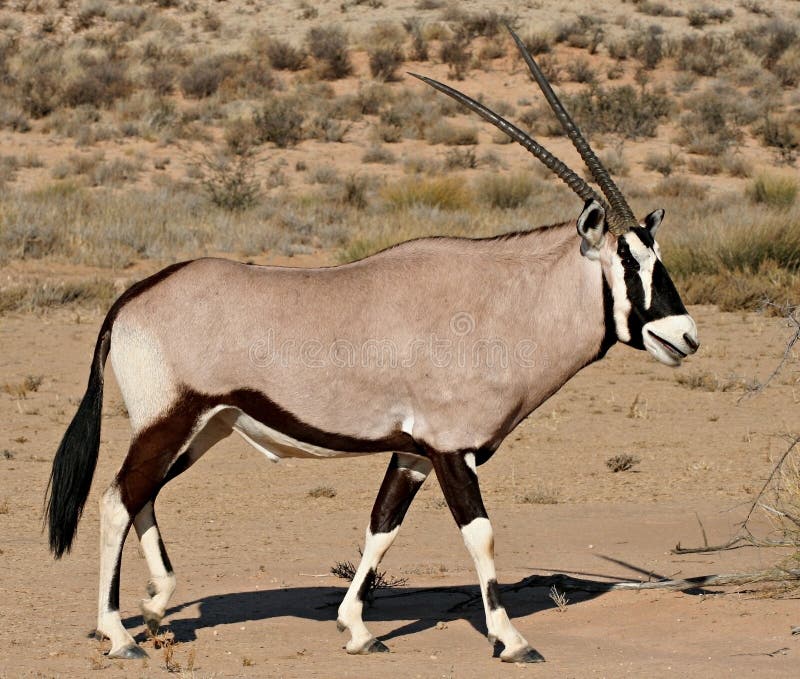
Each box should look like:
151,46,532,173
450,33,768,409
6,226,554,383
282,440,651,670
647,330,687,359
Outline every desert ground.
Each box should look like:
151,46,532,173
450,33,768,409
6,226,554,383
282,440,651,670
1,301,798,678
1,0,800,677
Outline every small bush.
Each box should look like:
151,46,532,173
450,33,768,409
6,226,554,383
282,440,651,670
440,27,471,80
266,38,307,71
426,120,478,145
688,156,722,176
676,34,741,76
368,43,404,82
652,175,707,199
383,176,471,210
306,25,352,80
444,147,477,169
747,174,798,208
144,64,177,95
362,145,396,164
566,58,596,83
644,148,683,176
254,95,305,147
606,454,640,473
403,17,429,61
180,55,231,98
63,61,132,108
16,45,64,118
757,116,799,164
476,173,534,208
200,150,260,211
522,31,553,55
636,1,681,17
566,84,670,139
308,486,336,498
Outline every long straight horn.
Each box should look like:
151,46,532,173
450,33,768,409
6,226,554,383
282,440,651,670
508,27,636,234
410,73,606,207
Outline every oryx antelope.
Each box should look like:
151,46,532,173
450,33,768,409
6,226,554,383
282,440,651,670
46,29,698,664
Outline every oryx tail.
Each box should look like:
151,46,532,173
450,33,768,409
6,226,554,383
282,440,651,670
46,318,111,558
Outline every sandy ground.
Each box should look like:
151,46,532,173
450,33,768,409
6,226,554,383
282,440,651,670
1,296,799,678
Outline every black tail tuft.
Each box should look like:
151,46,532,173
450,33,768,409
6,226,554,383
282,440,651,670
46,328,110,559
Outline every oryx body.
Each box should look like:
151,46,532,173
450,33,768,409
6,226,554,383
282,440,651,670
46,30,698,664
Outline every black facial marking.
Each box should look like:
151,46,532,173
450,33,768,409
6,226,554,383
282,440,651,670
358,568,377,602
486,578,502,610
615,229,688,349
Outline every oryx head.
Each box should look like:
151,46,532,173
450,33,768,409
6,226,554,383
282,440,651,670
412,28,698,367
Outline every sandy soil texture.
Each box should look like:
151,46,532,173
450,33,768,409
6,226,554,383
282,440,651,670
1,300,798,678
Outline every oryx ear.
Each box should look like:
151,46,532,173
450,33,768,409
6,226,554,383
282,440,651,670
576,199,606,260
643,208,665,238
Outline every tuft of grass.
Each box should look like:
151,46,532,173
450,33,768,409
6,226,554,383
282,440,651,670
476,173,534,209
605,454,640,473
265,38,307,71
747,174,798,208
426,120,478,146
382,176,471,211
0,279,117,314
519,484,559,505
308,486,336,498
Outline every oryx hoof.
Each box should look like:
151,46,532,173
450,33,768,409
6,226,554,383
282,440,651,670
140,602,163,636
347,637,389,655
108,644,149,660
501,646,545,664
363,638,390,654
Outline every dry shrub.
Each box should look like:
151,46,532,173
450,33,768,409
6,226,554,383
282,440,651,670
265,38,307,71
366,24,405,82
635,1,681,17
565,84,670,139
306,25,352,80
554,15,604,52
144,64,177,95
180,55,231,98
403,17,429,61
382,176,471,210
362,145,396,164
565,58,596,84
63,60,132,108
309,485,336,498
652,175,707,199
476,173,534,208
676,34,741,76
522,31,553,55
254,95,304,147
519,484,559,505
426,120,478,145
605,454,640,472
675,87,743,155
757,116,800,164
644,149,683,177
440,26,471,80
16,44,64,118
0,279,117,314
199,150,260,211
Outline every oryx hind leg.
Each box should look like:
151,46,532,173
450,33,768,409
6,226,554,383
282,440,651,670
133,412,232,636
337,453,431,654
97,400,228,659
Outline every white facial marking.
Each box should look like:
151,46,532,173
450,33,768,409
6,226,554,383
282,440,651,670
608,249,632,343
626,233,656,310
642,314,698,367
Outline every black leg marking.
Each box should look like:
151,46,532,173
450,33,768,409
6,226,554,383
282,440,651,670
370,454,428,535
428,451,488,527
486,578,502,611
108,523,131,612
157,534,173,574
357,568,377,604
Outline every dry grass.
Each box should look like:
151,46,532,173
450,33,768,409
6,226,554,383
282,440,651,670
605,454,641,473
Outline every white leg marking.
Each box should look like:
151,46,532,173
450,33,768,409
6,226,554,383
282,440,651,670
337,527,399,654
96,486,137,655
460,518,530,658
133,503,176,633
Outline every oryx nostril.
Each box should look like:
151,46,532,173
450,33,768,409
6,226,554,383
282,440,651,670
683,333,699,352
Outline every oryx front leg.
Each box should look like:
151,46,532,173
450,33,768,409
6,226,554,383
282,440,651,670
430,451,544,663
337,453,431,654
133,502,176,636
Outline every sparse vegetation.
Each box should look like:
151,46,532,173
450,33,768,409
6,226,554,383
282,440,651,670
606,454,641,472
